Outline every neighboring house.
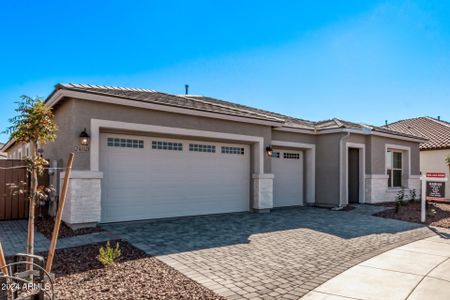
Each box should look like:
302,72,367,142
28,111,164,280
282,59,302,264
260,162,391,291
3,84,426,228
0,143,6,159
387,117,450,200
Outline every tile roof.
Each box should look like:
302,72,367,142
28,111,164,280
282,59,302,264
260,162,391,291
184,95,315,130
56,84,285,123
313,118,425,140
53,84,424,140
387,117,450,150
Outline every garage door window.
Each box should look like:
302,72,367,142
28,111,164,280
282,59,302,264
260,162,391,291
107,138,144,149
271,152,280,158
152,141,183,151
189,144,216,153
221,146,245,155
283,153,300,159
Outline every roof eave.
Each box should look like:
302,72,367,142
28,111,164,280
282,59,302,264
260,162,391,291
47,87,285,127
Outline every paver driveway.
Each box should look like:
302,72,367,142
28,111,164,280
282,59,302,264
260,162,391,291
103,206,435,299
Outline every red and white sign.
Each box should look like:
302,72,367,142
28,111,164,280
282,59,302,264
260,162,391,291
421,172,448,222
426,172,446,178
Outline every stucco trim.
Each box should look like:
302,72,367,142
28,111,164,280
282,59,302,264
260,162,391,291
273,127,426,143
271,140,316,204
272,127,315,134
344,142,366,205
90,119,265,174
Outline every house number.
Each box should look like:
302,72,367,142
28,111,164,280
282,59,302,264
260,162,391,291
74,145,90,152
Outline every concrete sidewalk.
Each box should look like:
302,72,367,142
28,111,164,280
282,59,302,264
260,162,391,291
303,231,450,300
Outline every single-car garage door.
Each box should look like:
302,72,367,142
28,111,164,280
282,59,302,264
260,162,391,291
100,133,250,223
272,149,304,207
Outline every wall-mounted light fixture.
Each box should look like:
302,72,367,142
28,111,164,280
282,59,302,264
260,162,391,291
80,128,90,146
266,146,273,156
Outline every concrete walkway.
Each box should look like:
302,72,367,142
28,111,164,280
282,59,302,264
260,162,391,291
304,230,450,300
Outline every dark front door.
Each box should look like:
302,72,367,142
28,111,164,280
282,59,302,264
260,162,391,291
348,148,360,204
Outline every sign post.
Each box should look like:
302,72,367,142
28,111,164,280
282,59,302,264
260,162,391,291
421,172,447,223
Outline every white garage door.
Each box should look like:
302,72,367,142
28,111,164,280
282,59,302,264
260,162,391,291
100,133,250,223
272,149,304,207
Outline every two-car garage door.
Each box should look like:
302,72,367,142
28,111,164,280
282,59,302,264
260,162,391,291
100,134,250,223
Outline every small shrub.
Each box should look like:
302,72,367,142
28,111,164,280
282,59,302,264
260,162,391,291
409,189,416,204
395,189,405,213
98,241,121,267
445,155,450,165
395,200,401,213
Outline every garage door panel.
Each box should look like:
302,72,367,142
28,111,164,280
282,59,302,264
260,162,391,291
272,150,304,207
100,134,250,222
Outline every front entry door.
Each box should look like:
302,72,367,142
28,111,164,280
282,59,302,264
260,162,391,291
348,148,360,204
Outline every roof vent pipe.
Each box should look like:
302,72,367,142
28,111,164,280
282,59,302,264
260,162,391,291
385,120,388,126
185,84,189,95
438,116,441,120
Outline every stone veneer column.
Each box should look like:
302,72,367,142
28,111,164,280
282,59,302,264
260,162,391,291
252,174,274,212
60,171,103,229
365,174,389,203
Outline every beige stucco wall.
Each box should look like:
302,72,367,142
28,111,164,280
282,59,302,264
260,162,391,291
42,99,76,166
369,135,420,175
315,133,342,206
421,149,450,200
271,131,317,144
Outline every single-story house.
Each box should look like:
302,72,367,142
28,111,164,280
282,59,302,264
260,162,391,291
3,84,426,228
387,117,450,200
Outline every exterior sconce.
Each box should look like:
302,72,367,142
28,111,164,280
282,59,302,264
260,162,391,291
80,128,90,146
266,146,273,156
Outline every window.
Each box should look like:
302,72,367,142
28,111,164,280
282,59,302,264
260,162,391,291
271,151,280,158
221,146,244,155
386,150,402,187
189,144,216,153
107,137,144,149
152,140,183,151
283,152,300,159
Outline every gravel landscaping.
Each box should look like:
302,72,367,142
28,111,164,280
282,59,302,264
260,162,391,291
36,216,103,239
373,201,450,228
6,240,224,300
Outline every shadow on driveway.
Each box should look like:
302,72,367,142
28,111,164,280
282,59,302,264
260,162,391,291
102,206,425,256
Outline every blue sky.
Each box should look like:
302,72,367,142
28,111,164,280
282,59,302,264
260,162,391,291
1,0,449,143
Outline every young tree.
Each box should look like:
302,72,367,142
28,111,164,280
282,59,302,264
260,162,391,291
6,95,57,262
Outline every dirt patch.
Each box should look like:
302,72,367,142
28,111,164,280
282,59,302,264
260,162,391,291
36,217,103,239
7,240,224,300
373,201,450,228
